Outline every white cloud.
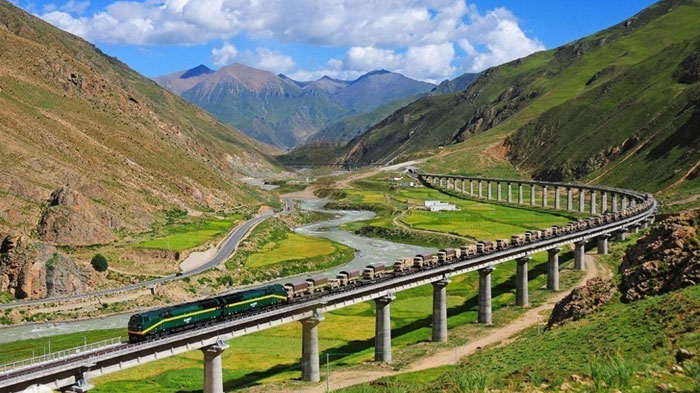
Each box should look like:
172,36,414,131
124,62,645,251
38,0,545,80
211,42,238,67
211,44,296,73
60,1,90,15
241,48,296,73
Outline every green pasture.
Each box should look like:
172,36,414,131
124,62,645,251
247,232,339,268
135,214,243,252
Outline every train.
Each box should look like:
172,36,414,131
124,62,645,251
127,198,653,343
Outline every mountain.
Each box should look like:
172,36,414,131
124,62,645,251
0,1,279,246
431,72,480,94
333,69,436,113
337,0,700,196
154,64,215,94
180,63,349,149
157,65,436,149
308,94,426,143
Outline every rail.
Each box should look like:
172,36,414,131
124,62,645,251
0,337,123,376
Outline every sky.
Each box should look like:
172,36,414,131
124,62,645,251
14,0,658,82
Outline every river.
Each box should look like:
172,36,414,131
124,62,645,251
0,199,434,344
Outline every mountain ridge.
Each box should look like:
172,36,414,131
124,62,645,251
0,1,279,245
156,64,436,149
333,0,700,198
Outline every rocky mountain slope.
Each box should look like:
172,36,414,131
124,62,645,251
620,210,700,301
0,1,279,249
336,0,700,196
157,65,435,149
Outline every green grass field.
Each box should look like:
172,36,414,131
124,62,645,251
333,183,579,245
136,214,243,252
337,234,700,393
247,232,339,268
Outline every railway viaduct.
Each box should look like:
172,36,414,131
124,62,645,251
0,173,656,393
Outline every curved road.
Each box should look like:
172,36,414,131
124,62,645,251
0,211,274,311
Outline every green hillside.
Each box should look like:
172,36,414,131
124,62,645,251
338,0,700,200
308,94,426,143
0,1,279,238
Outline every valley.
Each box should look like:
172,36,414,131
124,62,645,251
1,1,699,392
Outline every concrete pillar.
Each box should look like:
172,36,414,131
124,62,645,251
497,182,502,201
440,178,445,187
567,188,573,211
478,181,483,199
487,181,492,200
547,248,562,291
631,199,637,208
632,224,640,234
64,371,94,393
579,189,585,213
542,186,548,208
612,194,619,212
601,193,608,213
622,196,628,210
462,179,466,193
642,220,649,230
616,229,627,241
516,256,530,307
597,234,610,255
375,294,395,363
301,312,324,382
478,267,494,324
530,184,536,206
591,191,597,215
518,184,524,204
432,278,450,342
470,180,474,196
574,241,586,271
202,340,229,393
555,186,561,210
508,183,513,203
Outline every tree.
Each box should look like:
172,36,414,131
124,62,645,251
91,254,108,272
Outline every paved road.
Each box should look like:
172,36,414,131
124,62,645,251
0,211,274,310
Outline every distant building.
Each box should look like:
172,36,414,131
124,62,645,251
400,181,416,188
423,200,459,211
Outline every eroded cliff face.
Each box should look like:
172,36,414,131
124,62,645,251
38,187,118,247
0,232,89,299
620,210,700,302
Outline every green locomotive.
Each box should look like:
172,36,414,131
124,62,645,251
128,284,288,343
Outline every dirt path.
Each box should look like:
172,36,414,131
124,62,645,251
293,252,608,393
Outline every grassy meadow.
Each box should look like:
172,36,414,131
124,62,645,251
225,218,354,285
337,235,700,393
135,214,243,252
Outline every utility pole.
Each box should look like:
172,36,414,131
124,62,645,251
326,353,330,392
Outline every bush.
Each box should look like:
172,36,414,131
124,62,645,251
91,254,109,272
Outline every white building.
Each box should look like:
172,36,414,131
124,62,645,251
424,200,460,211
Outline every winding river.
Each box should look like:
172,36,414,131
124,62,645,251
0,199,433,344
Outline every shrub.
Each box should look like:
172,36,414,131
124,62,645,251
91,254,109,272
454,370,490,393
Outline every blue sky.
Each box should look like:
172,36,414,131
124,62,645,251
17,0,658,82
